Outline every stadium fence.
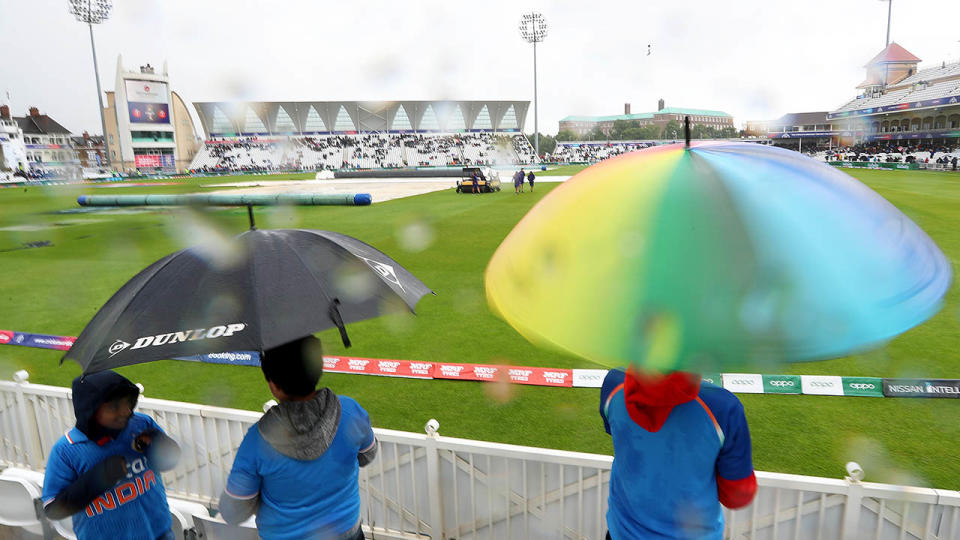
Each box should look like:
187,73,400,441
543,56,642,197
1,375,958,539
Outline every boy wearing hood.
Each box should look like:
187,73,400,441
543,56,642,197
219,336,377,540
41,370,182,540
600,368,757,540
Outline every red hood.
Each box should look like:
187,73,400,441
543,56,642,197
623,369,701,432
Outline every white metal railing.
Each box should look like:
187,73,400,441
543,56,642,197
1,374,958,540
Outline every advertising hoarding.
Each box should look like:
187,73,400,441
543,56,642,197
126,80,170,124
134,155,175,168
882,378,960,398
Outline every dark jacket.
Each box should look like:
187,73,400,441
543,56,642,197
72,371,140,440
45,371,180,521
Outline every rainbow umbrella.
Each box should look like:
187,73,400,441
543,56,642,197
485,142,951,371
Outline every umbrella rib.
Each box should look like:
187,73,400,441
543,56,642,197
273,231,340,326
280,230,419,315
246,234,266,352
297,229,429,312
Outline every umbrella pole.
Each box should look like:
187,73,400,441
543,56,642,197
247,204,256,230
328,299,352,348
684,116,691,148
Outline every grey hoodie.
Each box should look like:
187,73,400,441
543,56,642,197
256,387,342,460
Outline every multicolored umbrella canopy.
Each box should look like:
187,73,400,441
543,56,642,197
485,142,951,371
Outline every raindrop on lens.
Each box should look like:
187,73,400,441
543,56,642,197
483,372,516,404
334,264,377,302
397,221,435,252
203,294,242,322
174,211,244,270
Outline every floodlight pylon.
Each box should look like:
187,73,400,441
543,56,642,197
69,0,113,168
519,12,548,160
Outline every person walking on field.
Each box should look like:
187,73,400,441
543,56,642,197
42,371,182,540
527,170,536,192
219,336,377,540
513,170,524,194
600,368,756,539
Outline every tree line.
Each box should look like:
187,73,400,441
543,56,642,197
553,119,739,143
523,120,740,157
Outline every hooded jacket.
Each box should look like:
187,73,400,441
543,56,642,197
72,370,140,442
256,387,342,460
43,371,179,538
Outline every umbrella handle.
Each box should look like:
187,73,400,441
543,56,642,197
328,299,352,348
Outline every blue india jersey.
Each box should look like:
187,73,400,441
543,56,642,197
225,395,376,540
42,412,172,540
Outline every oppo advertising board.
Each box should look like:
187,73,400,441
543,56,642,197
126,80,170,124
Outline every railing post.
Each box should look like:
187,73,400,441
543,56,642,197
424,419,445,540
841,462,865,540
12,370,44,469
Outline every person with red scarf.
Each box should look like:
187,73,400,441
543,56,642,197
600,368,757,539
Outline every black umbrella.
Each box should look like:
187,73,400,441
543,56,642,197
64,229,434,374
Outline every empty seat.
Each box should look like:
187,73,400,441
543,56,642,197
0,468,75,538
169,507,191,540
52,515,77,540
166,497,209,540
0,470,45,535
193,513,260,540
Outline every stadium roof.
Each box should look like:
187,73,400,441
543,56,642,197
193,100,530,136
864,43,921,67
767,112,829,128
561,107,730,123
889,60,960,90
830,58,960,119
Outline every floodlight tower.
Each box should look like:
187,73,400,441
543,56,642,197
519,12,547,160
878,0,892,47
69,0,112,167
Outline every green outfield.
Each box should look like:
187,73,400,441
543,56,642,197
0,167,958,488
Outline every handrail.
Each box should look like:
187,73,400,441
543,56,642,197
1,376,958,540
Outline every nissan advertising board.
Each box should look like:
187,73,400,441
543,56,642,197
882,379,960,398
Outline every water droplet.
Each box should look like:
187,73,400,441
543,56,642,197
397,220,435,252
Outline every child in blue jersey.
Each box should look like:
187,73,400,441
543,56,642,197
600,368,757,540
42,370,182,540
219,336,377,540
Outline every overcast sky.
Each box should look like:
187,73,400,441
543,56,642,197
2,0,959,137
